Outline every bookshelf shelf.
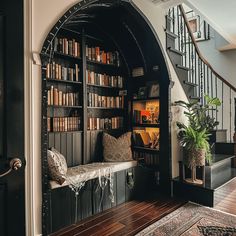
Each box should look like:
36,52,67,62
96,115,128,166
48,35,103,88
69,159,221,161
48,105,82,109
133,146,159,153
132,97,160,102
87,83,122,89
88,107,124,110
48,130,83,134
54,51,82,62
46,78,82,85
132,123,160,128
86,59,120,69
88,128,124,132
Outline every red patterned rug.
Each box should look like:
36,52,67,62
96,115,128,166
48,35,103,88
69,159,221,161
136,202,236,236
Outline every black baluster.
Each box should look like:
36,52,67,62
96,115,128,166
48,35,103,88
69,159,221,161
215,76,218,129
177,7,180,51
191,40,194,85
184,21,187,67
188,34,191,82
211,71,213,119
222,81,224,130
230,88,232,142
194,48,197,91
172,7,175,35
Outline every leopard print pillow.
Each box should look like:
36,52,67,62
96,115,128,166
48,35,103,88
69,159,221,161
103,132,133,162
47,147,68,184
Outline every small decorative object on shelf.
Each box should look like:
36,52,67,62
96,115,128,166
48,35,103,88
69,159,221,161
148,83,159,98
133,130,160,150
133,101,159,125
132,67,144,77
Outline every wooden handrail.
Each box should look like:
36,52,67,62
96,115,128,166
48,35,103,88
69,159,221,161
178,5,236,92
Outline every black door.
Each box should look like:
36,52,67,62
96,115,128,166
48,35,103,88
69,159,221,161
0,0,25,235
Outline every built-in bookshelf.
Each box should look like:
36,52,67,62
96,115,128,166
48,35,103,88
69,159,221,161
41,3,171,235
130,75,160,172
42,29,128,161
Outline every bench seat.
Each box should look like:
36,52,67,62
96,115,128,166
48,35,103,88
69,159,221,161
50,160,138,189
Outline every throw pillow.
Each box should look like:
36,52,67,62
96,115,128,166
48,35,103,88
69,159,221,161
103,132,133,162
47,147,68,184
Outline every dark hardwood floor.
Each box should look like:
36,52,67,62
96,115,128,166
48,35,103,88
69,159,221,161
50,194,185,236
214,177,236,215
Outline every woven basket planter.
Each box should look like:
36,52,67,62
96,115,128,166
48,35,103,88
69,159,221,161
184,148,206,168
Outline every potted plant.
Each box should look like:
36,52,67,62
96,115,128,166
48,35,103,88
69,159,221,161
175,95,221,185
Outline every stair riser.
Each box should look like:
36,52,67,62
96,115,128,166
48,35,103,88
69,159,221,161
175,67,188,81
166,34,176,49
209,130,227,143
175,67,196,99
205,158,233,189
167,50,182,65
214,143,234,155
166,16,171,31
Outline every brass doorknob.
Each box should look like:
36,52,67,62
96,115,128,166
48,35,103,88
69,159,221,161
0,158,22,178
9,158,22,171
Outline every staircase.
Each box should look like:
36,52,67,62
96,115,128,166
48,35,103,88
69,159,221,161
167,5,236,207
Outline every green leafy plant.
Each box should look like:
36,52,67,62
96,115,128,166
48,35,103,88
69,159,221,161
175,95,221,165
175,95,221,134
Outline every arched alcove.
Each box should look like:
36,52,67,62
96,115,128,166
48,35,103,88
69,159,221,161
41,0,171,234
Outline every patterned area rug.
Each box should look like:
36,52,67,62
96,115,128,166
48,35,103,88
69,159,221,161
136,202,236,236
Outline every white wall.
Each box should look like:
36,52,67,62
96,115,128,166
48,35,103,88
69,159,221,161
31,1,79,235
198,27,236,88
28,0,187,235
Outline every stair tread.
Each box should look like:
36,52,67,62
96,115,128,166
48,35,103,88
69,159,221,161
176,64,190,71
183,80,198,87
167,47,185,56
207,154,235,166
165,29,178,38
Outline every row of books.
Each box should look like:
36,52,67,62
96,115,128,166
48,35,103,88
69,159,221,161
48,86,80,106
86,70,123,88
46,62,80,82
47,116,81,132
86,45,120,66
54,37,81,58
133,151,159,166
87,92,124,108
87,117,123,130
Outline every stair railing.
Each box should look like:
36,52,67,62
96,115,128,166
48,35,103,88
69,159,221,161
167,5,236,142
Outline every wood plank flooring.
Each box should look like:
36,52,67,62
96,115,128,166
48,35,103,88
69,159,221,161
214,177,236,215
50,194,185,236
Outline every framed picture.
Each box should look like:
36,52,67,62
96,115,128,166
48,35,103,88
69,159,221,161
186,13,210,42
148,84,159,98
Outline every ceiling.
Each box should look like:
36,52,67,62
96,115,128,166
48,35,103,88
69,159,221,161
149,0,236,50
